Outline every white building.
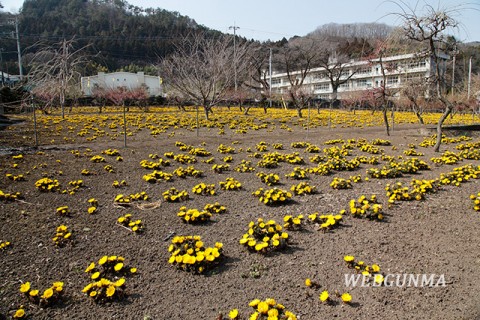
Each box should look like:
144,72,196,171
81,71,163,97
269,52,449,100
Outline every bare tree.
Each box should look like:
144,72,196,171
244,44,273,114
159,32,250,120
27,38,91,118
392,1,460,151
280,38,321,117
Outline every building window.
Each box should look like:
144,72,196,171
314,73,326,80
314,83,330,91
356,67,371,75
340,70,350,77
356,79,370,88
271,79,281,85
387,76,399,86
340,82,349,89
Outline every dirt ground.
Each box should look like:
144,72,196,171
0,109,479,320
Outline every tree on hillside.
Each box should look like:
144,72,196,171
27,38,91,117
159,32,251,120
392,1,460,152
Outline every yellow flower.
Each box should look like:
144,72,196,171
130,267,137,274
89,291,97,297
106,285,116,297
91,272,100,280
319,290,329,302
305,278,312,287
249,312,259,320
115,278,126,287
257,301,269,314
85,262,95,273
249,299,261,307
98,256,108,265
41,288,54,299
20,282,30,293
344,255,355,263
372,264,380,273
29,289,39,297
13,309,25,318
229,309,239,319
114,263,124,271
341,293,352,303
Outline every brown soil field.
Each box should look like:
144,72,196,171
0,108,479,320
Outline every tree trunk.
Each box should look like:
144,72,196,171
204,106,210,120
243,106,251,115
383,108,390,136
297,108,303,118
433,105,453,152
415,112,425,124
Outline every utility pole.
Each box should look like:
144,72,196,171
467,56,472,99
269,48,272,109
229,22,239,92
451,45,457,96
14,17,23,79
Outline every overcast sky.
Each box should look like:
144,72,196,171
2,0,479,42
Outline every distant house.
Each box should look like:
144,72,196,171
0,72,22,87
80,71,162,97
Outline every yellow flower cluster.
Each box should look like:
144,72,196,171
308,163,332,176
272,143,283,150
114,192,149,205
458,148,480,160
252,188,292,205
235,160,256,172
56,206,70,216
366,167,403,179
173,154,197,164
349,174,362,183
140,158,171,169
163,187,189,202
173,166,203,178
12,154,24,160
404,149,424,156
52,225,72,246
223,155,234,163
349,195,383,220
324,139,345,145
0,240,11,250
204,202,227,214
84,255,137,281
438,164,480,186
203,157,215,164
90,155,106,163
189,147,211,157
240,218,289,253
82,277,126,302
308,212,343,231
283,215,304,230
257,157,279,168
285,167,308,180
5,173,26,181
212,164,231,173
359,144,383,154
257,172,280,186
305,144,321,153
102,148,120,156
118,214,143,232
291,141,309,148
219,177,242,190
0,189,22,201
87,198,98,214
230,298,297,320
470,193,480,211
284,152,304,164
290,182,316,195
168,235,223,273
192,183,216,196
35,178,60,192
19,281,64,307
330,177,352,189
344,255,384,286
103,164,115,173
112,179,127,188
371,138,391,146
217,144,236,154
178,206,212,223
143,170,173,182
431,150,462,165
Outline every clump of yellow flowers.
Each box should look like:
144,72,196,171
235,160,256,173
192,183,216,196
228,298,297,320
349,195,383,220
90,155,106,163
168,235,223,274
83,255,136,302
252,188,292,205
0,239,11,250
0,189,22,201
114,192,149,205
204,202,227,214
290,182,316,195
257,172,280,186
283,215,304,230
143,170,173,183
212,164,231,173
117,214,143,233
330,177,352,189
240,218,289,253
162,187,189,202
56,206,70,216
308,212,344,232
112,179,127,188
173,166,203,178
19,281,64,307
177,206,212,223
344,255,384,286
52,225,72,246
35,178,60,192
285,167,308,180
219,177,242,190
470,193,480,211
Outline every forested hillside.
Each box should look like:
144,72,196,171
1,0,223,72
